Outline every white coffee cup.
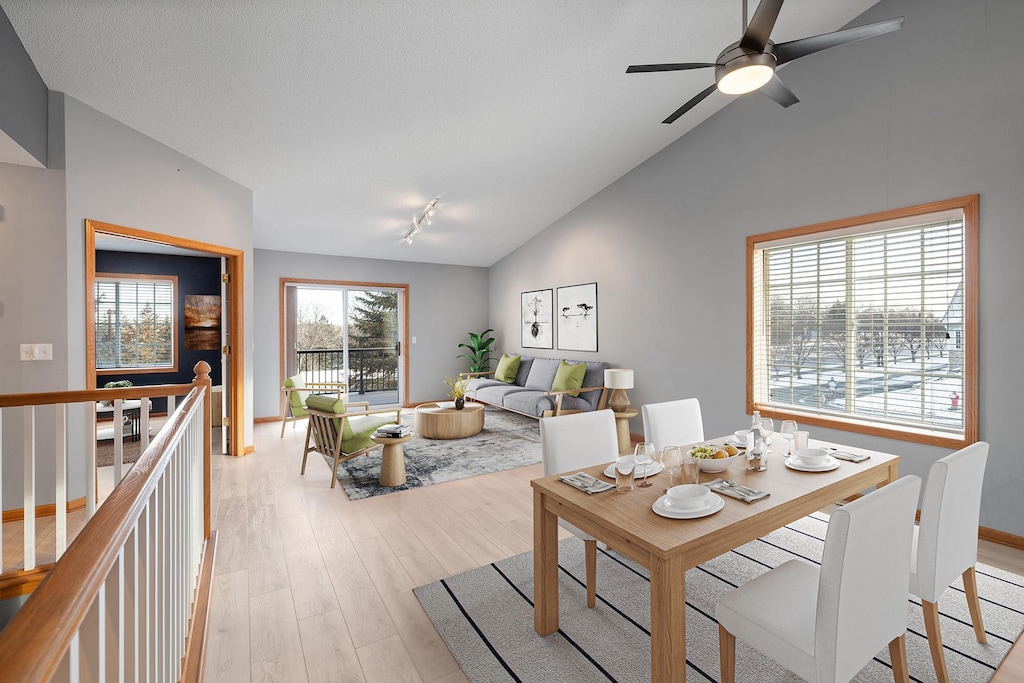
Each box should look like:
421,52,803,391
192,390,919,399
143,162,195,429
795,447,829,467
665,484,710,511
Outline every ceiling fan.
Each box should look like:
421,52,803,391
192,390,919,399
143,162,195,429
627,0,903,124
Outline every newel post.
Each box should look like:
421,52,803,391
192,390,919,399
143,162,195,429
193,361,213,540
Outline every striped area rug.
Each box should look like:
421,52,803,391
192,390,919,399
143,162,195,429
414,513,1024,682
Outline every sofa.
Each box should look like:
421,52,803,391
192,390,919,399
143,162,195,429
461,356,609,418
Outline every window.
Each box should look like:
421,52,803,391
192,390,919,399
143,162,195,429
95,274,177,372
747,196,977,447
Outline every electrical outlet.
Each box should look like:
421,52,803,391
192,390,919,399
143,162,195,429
20,344,32,361
412,336,417,344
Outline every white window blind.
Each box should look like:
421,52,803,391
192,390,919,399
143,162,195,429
95,277,175,370
751,213,966,439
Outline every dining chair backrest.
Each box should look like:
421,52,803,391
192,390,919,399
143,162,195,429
641,398,704,450
540,410,619,477
913,441,989,602
815,475,921,683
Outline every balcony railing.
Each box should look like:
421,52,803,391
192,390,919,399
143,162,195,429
0,362,214,681
296,346,398,394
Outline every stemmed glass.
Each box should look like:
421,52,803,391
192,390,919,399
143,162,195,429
661,446,683,491
760,417,775,447
780,420,799,455
634,442,655,488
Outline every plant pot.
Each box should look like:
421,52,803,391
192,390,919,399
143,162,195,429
455,397,465,410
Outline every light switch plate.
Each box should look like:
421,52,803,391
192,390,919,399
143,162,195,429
19,343,53,361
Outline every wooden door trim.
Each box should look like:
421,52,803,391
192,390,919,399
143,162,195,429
85,219,246,456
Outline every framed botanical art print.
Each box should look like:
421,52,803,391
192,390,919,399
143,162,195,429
521,289,553,349
557,282,598,352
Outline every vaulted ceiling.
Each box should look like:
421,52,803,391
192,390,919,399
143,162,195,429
4,1,879,266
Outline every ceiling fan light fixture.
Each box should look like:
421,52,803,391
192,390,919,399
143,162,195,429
715,52,776,94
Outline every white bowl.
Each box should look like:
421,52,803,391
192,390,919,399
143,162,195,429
689,451,745,473
733,429,750,442
665,484,710,511
795,447,829,467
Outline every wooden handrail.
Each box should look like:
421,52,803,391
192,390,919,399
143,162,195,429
0,365,211,681
0,384,195,408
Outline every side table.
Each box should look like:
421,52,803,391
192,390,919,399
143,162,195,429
612,408,639,454
371,433,414,486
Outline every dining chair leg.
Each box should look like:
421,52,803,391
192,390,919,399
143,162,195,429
584,539,597,608
280,417,287,438
922,599,950,683
888,633,910,683
330,452,340,489
962,566,988,643
719,624,736,683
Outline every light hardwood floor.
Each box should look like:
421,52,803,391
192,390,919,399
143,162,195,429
204,422,1023,682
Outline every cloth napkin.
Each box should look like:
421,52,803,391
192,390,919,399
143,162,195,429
825,448,870,463
706,478,770,503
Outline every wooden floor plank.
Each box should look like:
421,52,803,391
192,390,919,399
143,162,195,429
249,586,308,683
297,609,366,683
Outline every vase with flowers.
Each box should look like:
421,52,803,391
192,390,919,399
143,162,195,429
444,376,469,410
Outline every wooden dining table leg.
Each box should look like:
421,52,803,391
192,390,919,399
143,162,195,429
650,554,687,683
534,488,560,636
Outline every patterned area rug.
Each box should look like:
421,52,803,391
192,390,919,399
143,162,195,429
327,406,541,500
95,417,167,468
415,513,1024,682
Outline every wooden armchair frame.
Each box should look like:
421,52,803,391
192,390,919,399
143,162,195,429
280,380,348,437
300,403,402,488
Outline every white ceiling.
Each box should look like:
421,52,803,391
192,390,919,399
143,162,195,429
4,0,880,267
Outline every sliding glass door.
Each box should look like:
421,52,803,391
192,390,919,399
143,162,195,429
283,282,404,407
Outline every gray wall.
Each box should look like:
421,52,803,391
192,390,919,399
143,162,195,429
0,5,47,166
253,248,489,418
61,94,255,447
489,0,1024,536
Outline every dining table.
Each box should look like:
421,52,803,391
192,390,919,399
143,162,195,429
532,436,901,683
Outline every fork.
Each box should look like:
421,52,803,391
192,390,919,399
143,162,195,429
724,480,759,497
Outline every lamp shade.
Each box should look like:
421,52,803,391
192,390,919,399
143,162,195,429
604,369,634,390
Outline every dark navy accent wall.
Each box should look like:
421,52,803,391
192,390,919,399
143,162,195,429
95,251,223,411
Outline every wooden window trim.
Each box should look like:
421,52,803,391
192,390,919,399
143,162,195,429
746,195,978,448
95,272,180,374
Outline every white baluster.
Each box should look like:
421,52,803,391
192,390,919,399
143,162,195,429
87,404,97,517
80,587,103,680
139,506,151,681
113,400,124,484
56,403,68,556
124,528,138,683
23,405,36,570
106,551,124,683
166,394,175,417
139,397,150,452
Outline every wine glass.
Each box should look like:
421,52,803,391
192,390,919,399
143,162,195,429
634,442,655,488
760,417,775,446
661,446,683,491
780,420,798,455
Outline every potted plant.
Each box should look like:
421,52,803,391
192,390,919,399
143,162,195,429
101,379,133,406
457,328,495,373
444,376,469,410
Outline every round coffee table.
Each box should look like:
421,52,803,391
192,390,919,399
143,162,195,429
414,402,485,439
371,433,414,486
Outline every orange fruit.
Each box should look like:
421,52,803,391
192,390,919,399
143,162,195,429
713,449,729,459
723,444,739,456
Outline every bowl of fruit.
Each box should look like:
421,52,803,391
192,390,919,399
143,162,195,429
686,443,744,473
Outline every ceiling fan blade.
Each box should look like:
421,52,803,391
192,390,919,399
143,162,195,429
774,16,904,65
662,84,718,124
739,0,785,52
759,74,799,107
626,63,715,74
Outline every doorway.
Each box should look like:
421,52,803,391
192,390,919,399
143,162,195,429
85,220,246,456
281,279,409,409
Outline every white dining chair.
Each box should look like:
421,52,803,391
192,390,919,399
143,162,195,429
716,475,921,683
539,410,620,608
910,441,989,683
641,398,704,450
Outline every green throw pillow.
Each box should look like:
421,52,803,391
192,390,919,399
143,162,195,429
551,361,587,397
494,353,522,384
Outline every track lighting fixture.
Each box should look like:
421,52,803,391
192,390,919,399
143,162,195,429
404,197,439,244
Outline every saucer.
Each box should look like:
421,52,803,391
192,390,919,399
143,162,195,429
652,493,724,519
604,460,664,478
785,456,839,472
726,438,748,448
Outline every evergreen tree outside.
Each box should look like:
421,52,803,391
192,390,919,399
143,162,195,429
347,290,398,392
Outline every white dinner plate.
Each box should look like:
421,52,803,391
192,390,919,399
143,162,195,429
726,438,748,448
652,493,725,519
784,456,840,472
603,460,665,478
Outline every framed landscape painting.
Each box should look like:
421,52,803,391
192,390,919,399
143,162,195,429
521,289,553,349
557,282,598,352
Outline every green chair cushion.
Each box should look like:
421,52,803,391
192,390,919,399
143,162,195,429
284,375,309,417
551,360,587,397
494,353,521,384
304,394,395,453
